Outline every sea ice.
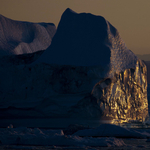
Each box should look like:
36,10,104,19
0,126,125,147
73,124,150,138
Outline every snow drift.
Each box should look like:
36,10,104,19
0,8,148,127
0,14,56,55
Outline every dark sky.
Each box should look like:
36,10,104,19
1,0,150,54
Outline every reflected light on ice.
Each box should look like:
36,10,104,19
92,59,148,124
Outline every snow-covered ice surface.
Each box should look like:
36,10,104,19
0,14,56,55
1,124,150,149
0,125,125,148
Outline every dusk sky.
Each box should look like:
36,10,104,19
1,0,150,54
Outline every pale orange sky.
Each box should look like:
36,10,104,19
0,0,150,54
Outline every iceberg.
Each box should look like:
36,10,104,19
0,8,148,127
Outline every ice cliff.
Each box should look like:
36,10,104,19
0,8,148,127
0,14,56,55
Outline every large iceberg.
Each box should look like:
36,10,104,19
0,8,148,128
